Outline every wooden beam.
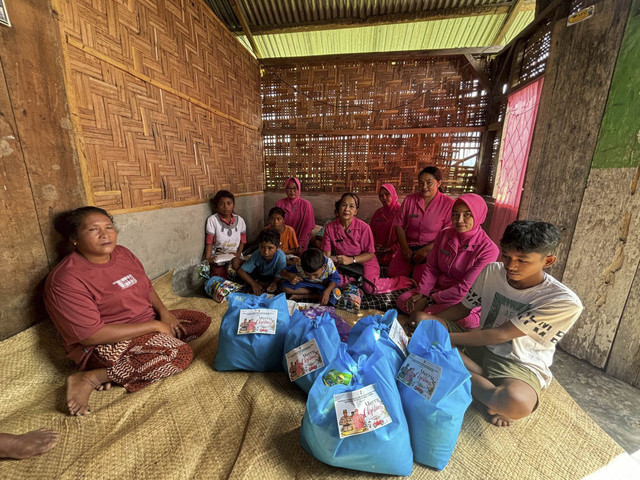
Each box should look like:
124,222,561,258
493,0,529,45
248,5,512,35
464,54,493,91
263,127,486,136
260,47,503,66
229,0,262,59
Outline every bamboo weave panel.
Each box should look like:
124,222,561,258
265,132,480,195
262,57,487,194
56,0,262,211
262,57,488,131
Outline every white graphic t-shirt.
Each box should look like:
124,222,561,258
462,262,583,388
205,214,246,254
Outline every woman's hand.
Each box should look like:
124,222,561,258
159,311,184,338
335,255,356,265
155,320,176,338
412,245,429,264
401,247,412,262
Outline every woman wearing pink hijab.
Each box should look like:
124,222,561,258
397,193,499,329
275,177,316,251
369,184,401,267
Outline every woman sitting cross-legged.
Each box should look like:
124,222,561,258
322,192,413,295
44,207,211,416
397,193,499,328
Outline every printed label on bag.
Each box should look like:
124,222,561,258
237,308,278,335
388,319,409,357
396,353,442,401
334,384,392,438
322,369,353,387
285,339,325,381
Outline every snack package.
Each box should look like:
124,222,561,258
197,260,211,279
204,276,243,303
300,344,413,476
397,320,472,470
214,292,290,372
335,284,362,313
283,311,341,393
300,305,352,343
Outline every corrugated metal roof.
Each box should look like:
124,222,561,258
206,0,514,32
502,9,535,45
204,0,535,59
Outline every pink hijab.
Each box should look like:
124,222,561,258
275,177,315,249
377,184,400,219
370,183,401,249
281,177,302,209
452,193,488,243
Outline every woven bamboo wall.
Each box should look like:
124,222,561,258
54,0,262,212
262,56,488,194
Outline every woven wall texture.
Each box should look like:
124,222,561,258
55,0,263,211
262,56,489,194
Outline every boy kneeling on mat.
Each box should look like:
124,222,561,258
408,221,583,426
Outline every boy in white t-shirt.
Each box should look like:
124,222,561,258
408,221,583,427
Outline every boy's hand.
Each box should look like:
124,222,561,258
405,293,428,314
250,282,263,296
266,282,277,293
290,275,302,285
320,289,331,306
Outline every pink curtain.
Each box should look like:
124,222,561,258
489,78,545,244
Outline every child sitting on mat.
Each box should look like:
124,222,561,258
204,190,246,278
235,229,286,296
265,206,301,257
408,221,583,427
281,248,341,306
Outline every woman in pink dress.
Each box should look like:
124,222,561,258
388,166,454,280
369,183,401,267
322,193,412,295
397,193,499,329
275,177,316,251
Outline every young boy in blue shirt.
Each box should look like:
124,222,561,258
236,229,286,296
409,221,583,427
281,248,341,306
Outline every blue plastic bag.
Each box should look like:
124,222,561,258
397,320,472,470
300,343,413,476
282,310,341,393
346,309,406,375
214,292,290,372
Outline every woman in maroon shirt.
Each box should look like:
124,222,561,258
45,207,210,416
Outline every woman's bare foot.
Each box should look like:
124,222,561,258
0,429,59,459
66,369,109,416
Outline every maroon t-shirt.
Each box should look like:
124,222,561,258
44,245,155,368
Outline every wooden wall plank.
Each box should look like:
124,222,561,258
0,0,85,339
561,168,640,369
517,0,632,280
0,60,50,340
0,0,86,264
